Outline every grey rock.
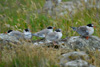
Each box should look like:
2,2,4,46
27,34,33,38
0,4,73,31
52,0,62,6
43,0,53,11
60,58,96,67
60,51,89,65
62,51,89,60
89,64,96,67
63,60,96,67
64,60,90,67
0,33,21,44
32,36,100,51
67,36,100,50
42,0,84,16
41,0,100,17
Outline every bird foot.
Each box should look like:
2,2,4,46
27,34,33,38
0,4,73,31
53,41,57,45
86,36,89,40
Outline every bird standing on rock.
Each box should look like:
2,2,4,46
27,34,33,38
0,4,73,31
45,29,62,45
7,30,24,39
32,26,55,38
6,29,32,40
71,24,95,39
23,28,32,40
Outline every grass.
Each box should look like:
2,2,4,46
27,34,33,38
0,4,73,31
0,43,100,67
0,44,62,67
0,0,100,39
0,0,100,67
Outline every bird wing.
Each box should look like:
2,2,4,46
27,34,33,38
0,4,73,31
77,26,89,36
46,32,58,41
37,29,48,34
71,27,77,31
33,29,48,37
11,31,24,38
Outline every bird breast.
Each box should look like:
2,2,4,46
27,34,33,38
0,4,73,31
56,32,62,39
87,26,94,35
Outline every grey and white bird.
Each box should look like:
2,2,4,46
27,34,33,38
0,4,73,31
7,29,32,40
33,26,54,38
23,28,32,40
45,29,62,43
71,24,95,39
7,30,24,39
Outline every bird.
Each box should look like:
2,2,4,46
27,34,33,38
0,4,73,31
7,30,24,39
23,28,32,40
45,29,62,44
32,26,54,38
71,24,95,39
6,29,32,40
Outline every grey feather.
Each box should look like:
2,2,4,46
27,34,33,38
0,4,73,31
71,27,77,31
9,31,24,39
32,33,45,38
46,32,58,41
77,26,89,36
32,28,53,38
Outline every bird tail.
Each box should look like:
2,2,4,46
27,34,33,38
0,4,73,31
70,27,77,31
32,33,45,38
32,34,38,36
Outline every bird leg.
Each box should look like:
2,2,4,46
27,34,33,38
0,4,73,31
5,32,7,34
86,36,89,40
53,41,57,45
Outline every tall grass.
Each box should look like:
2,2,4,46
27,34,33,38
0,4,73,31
0,43,100,67
0,0,100,39
0,44,61,67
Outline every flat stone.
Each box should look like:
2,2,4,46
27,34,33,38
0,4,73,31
64,60,88,67
60,51,89,65
0,33,21,44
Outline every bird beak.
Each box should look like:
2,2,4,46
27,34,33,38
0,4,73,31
93,26,96,28
5,32,7,34
53,27,55,29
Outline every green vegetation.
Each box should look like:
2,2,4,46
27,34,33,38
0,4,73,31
0,45,60,67
0,0,100,67
0,0,100,40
